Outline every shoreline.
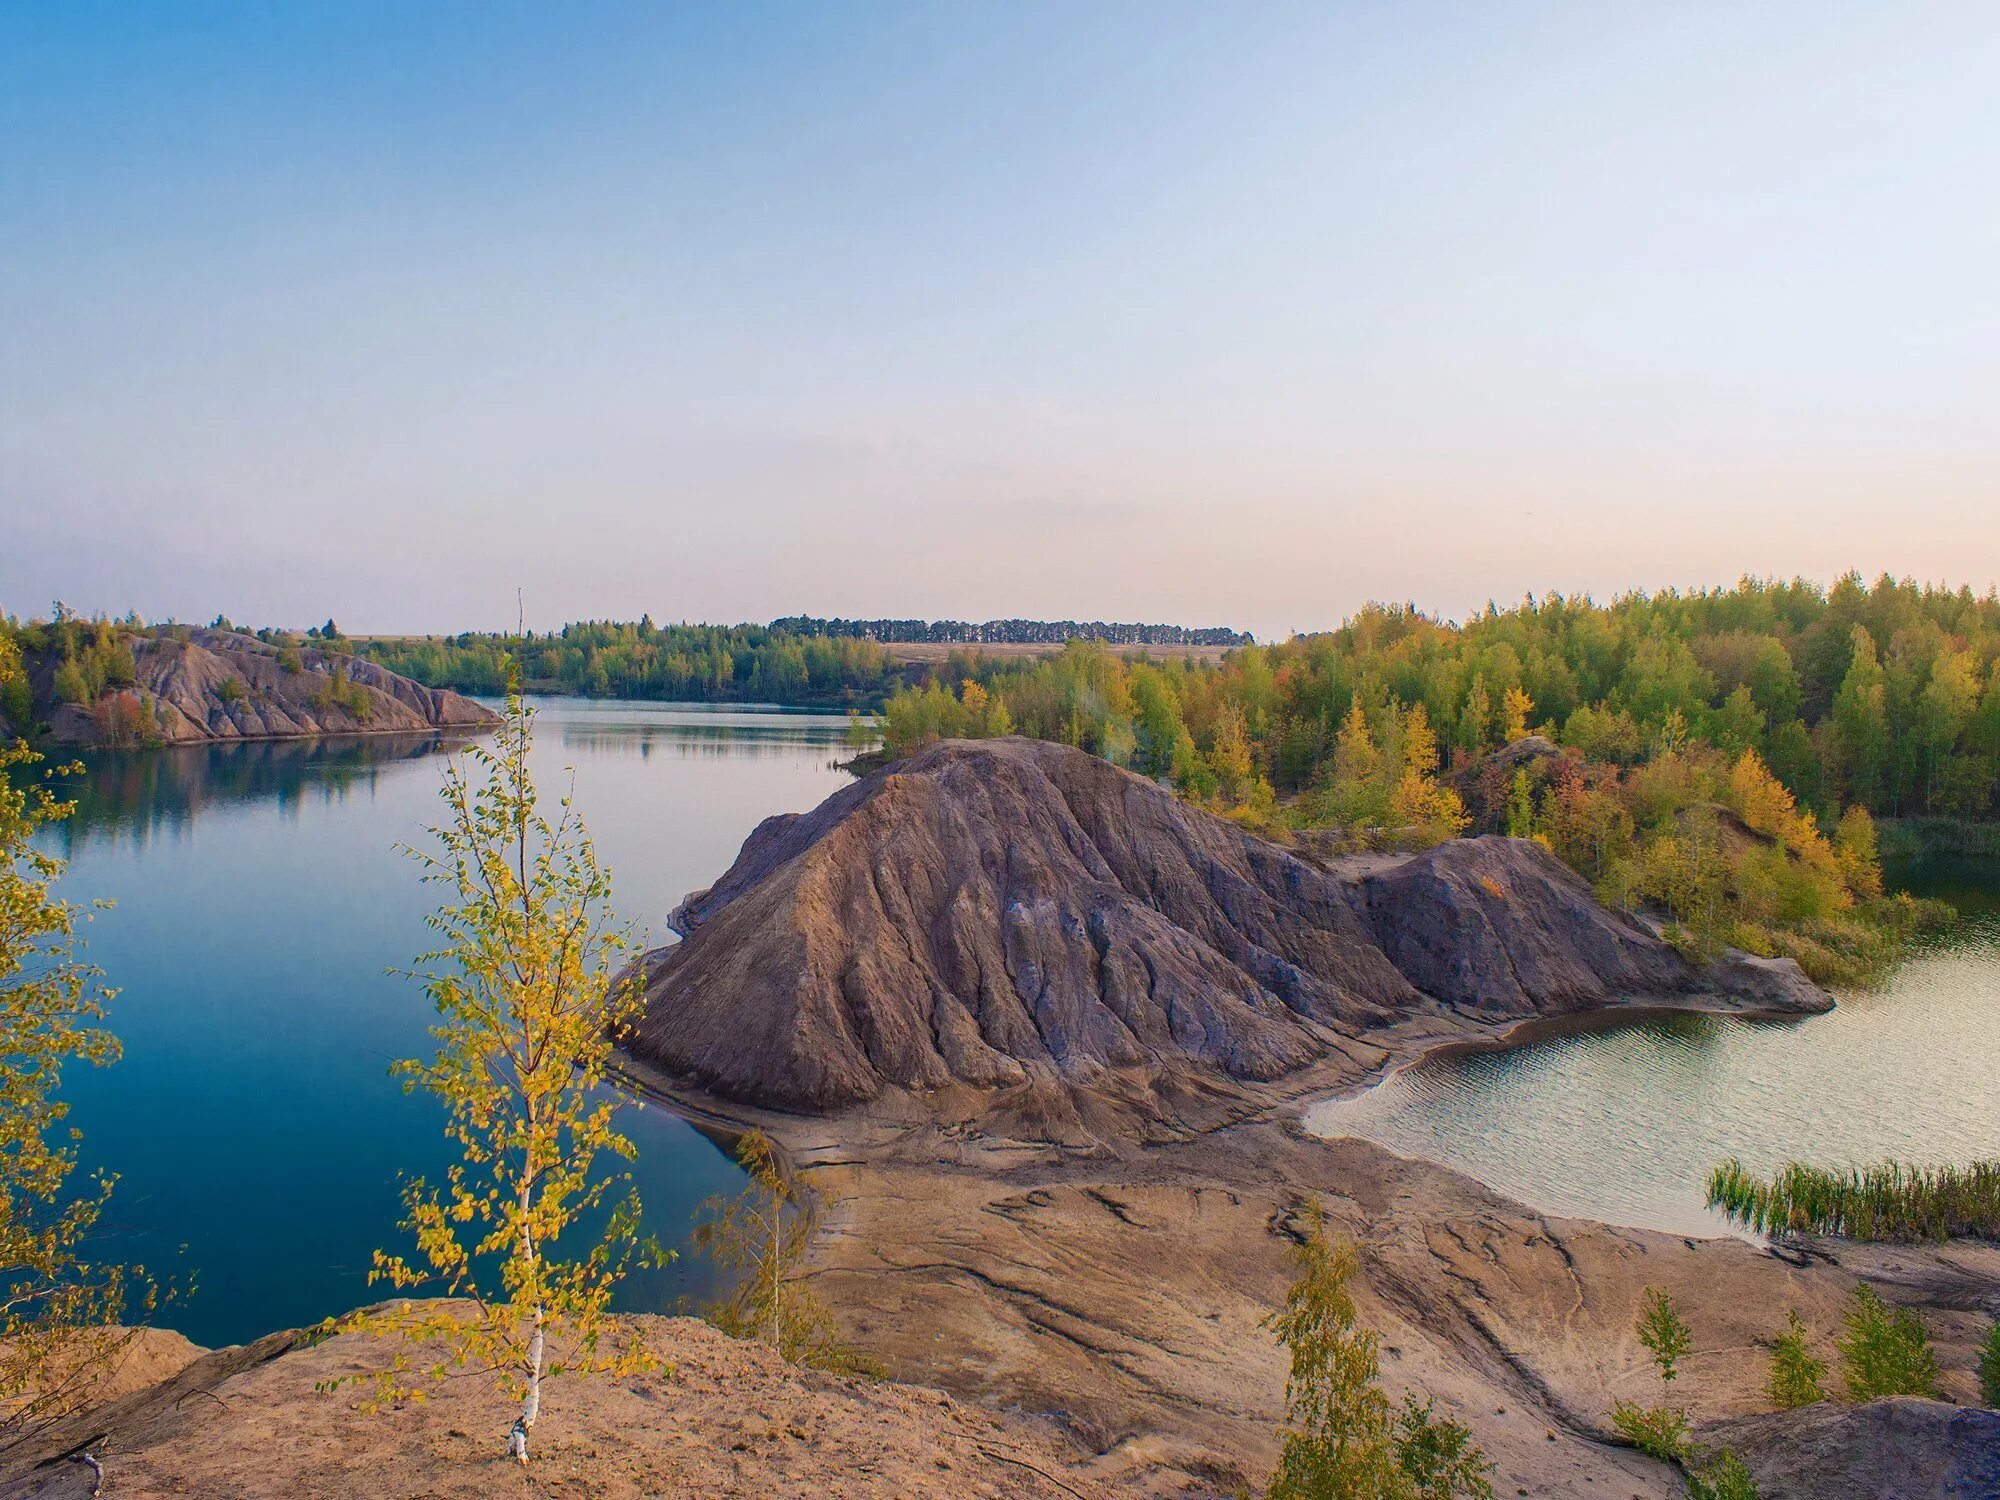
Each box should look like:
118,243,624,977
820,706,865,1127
607,980,2000,1499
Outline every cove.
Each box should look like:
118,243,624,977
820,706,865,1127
39,699,859,1348
1306,855,2000,1238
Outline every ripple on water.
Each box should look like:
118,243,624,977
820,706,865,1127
1306,865,2000,1239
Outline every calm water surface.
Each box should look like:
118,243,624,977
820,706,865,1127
1307,857,2000,1237
44,699,860,1347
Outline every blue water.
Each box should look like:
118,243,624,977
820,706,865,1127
39,699,859,1348
1307,856,2000,1237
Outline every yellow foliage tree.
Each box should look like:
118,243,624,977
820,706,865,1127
1387,705,1469,847
1501,686,1534,743
0,691,157,1449
349,688,664,1465
1208,701,1256,798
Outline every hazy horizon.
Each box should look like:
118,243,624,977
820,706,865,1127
7,4,1998,641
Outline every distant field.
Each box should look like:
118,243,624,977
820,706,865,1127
882,641,1234,665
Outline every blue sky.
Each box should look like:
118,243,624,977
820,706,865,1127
4,3,1997,639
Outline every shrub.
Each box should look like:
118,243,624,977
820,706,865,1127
1264,1205,1494,1500
1610,1398,1690,1462
1637,1287,1692,1384
1977,1322,2000,1409
52,660,91,706
1838,1284,1940,1401
1765,1310,1827,1409
1393,1395,1496,1500
1685,1449,1759,1500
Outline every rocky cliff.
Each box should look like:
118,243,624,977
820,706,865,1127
627,737,1826,1119
30,629,498,747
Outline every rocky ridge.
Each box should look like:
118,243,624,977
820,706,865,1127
32,629,498,747
628,736,1825,1129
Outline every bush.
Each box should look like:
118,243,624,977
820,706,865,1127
1637,1287,1692,1384
51,660,91,706
1264,1205,1494,1500
1978,1322,2000,1409
1765,1310,1827,1409
1838,1284,1940,1401
1685,1449,1759,1500
1610,1398,1690,1462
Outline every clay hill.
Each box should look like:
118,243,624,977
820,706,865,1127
627,735,1823,1134
620,738,2000,1499
18,629,498,747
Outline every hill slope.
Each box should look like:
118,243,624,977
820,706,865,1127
20,629,498,747
627,737,1825,1121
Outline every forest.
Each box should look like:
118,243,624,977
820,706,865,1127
879,574,1994,983
350,619,901,705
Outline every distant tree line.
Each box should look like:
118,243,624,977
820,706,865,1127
879,574,2000,984
768,616,1251,646
881,575,2000,825
352,619,902,706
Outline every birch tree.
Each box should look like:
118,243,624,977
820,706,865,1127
0,640,153,1450
353,688,663,1465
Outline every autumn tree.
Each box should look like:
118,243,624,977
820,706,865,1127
690,1129,868,1372
1500,686,1534,744
1387,704,1469,848
1317,696,1387,830
351,688,662,1465
1264,1203,1493,1500
0,641,154,1447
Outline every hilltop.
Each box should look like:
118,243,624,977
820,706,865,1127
2,626,498,748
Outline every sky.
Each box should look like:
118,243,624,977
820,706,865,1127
4,2,1998,641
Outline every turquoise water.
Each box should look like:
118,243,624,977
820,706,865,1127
1307,856,2000,1237
40,699,859,1348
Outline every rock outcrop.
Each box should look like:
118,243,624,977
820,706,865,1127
1707,1396,2000,1500
31,630,498,747
627,737,1826,1119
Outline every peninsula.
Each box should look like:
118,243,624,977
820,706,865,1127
1,624,499,748
618,738,2000,1498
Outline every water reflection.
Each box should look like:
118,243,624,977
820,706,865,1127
49,732,469,853
37,699,862,1346
1308,858,2000,1238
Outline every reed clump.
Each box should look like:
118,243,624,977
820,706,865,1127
1707,1157,2000,1243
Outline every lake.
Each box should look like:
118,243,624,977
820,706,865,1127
42,699,861,1348
1306,856,2000,1238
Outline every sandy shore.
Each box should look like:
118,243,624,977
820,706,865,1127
618,996,2000,1499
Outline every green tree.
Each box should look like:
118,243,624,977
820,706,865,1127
1830,628,1889,809
1611,1287,1692,1462
348,689,663,1465
1636,1287,1693,1384
1978,1321,2000,1409
1765,1310,1827,1409
1837,1284,1940,1401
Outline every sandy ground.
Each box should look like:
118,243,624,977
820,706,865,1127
1,1314,1172,1500
632,1053,2000,1500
